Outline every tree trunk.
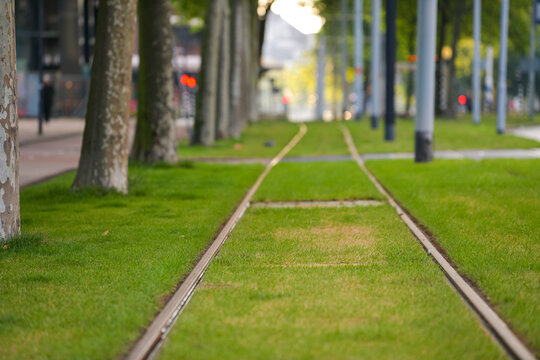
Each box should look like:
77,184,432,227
131,0,177,163
193,0,222,146
241,0,251,127
248,1,260,123
405,27,416,117
445,1,466,118
216,0,231,139
0,0,20,240
435,9,448,116
72,0,137,193
229,0,247,138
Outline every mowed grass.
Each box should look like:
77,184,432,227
178,120,298,158
367,159,540,353
254,161,384,202
287,121,350,156
345,114,539,154
0,162,263,359
159,207,503,359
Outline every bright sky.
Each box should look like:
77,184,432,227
270,0,324,35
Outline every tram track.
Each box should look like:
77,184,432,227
125,123,307,360
340,124,536,360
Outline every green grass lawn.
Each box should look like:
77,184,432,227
159,207,503,359
287,121,350,156
254,161,383,202
345,114,539,154
178,120,298,158
0,162,263,359
367,159,540,353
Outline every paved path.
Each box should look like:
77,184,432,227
19,118,84,188
509,125,540,142
19,118,191,188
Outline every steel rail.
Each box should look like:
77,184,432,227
125,123,307,360
340,125,535,360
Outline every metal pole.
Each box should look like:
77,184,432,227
497,0,509,134
385,0,396,141
316,35,326,120
37,0,44,135
340,0,348,117
415,0,438,162
353,0,364,120
528,0,536,118
371,0,381,128
485,46,494,112
473,0,481,124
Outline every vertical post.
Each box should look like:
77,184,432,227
83,0,90,66
340,0,348,117
485,46,494,112
353,0,364,120
370,0,381,128
37,0,44,135
415,0,438,162
497,0,509,134
528,0,536,118
473,0,481,124
385,0,396,141
316,35,326,120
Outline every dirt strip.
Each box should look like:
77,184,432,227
125,123,307,360
340,125,536,360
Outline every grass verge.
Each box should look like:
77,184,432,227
0,162,263,359
178,120,298,158
366,159,540,354
159,207,504,359
254,161,384,202
345,115,539,153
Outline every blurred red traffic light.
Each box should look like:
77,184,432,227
458,95,467,105
187,77,197,88
180,74,189,86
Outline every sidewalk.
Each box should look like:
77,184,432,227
19,117,191,188
19,118,84,188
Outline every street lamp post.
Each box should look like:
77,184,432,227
370,0,381,129
316,36,326,120
415,0,438,162
385,0,396,141
497,0,509,134
473,0,481,125
353,0,364,120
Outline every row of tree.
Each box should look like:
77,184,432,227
190,0,272,145
0,0,269,239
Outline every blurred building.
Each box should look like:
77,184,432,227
15,0,98,117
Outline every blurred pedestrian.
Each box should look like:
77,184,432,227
41,74,55,122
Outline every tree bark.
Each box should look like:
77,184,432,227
73,0,137,193
445,1,466,118
248,1,260,123
131,0,177,163
435,8,448,116
0,0,20,240
216,0,231,139
229,0,248,138
193,0,222,146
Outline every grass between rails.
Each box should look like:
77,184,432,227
366,159,540,354
159,207,504,359
178,120,298,158
287,121,350,156
0,162,263,360
254,161,384,202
